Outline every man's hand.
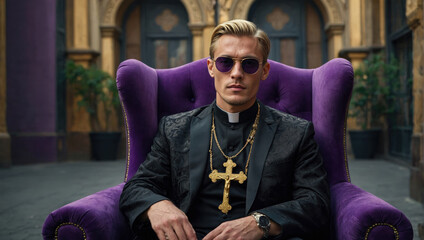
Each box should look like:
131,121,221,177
203,216,263,240
146,200,197,240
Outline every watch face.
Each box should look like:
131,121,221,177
259,216,270,227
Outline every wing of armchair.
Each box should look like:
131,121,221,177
42,58,413,240
41,59,163,240
310,59,413,240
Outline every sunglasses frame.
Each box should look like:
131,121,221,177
212,56,263,74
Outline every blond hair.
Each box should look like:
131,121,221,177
209,19,270,63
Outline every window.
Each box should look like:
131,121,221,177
120,0,192,68
248,0,327,68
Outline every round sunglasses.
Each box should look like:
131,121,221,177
212,56,263,74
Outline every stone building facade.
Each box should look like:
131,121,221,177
406,0,424,204
0,0,423,204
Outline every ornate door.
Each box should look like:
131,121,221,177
248,0,327,68
120,0,192,68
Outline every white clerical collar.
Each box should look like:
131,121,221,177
217,106,240,123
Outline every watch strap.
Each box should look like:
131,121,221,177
252,212,271,238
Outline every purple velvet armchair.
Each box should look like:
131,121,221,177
43,58,413,239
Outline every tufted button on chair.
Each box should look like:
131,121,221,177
42,58,413,240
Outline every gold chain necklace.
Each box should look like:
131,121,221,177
208,103,260,214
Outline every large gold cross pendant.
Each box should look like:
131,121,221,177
208,159,247,214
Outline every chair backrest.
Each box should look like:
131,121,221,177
116,58,354,186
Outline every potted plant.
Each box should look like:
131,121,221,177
66,60,121,160
349,54,399,159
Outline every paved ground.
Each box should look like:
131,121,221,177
0,159,423,239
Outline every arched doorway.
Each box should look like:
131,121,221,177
120,0,192,68
248,0,327,68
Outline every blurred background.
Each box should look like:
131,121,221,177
0,0,423,235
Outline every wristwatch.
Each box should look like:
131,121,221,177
252,212,271,238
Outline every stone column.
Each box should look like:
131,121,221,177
407,0,424,206
66,0,99,159
326,24,345,59
188,0,216,60
6,0,58,164
67,0,99,67
338,44,369,133
100,26,119,76
189,25,206,60
99,26,120,133
345,0,362,47
203,25,217,59
0,0,10,167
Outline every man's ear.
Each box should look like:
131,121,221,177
261,61,270,80
207,58,215,78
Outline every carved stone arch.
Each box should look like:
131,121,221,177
100,0,208,27
180,0,211,26
230,0,345,59
315,0,344,25
100,0,125,27
100,0,210,63
231,0,255,20
311,0,331,24
231,0,345,26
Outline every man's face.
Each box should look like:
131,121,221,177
207,35,270,113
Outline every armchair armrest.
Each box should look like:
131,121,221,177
42,183,133,240
331,182,413,240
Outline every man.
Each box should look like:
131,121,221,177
120,19,330,240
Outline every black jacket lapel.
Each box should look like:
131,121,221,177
246,103,278,214
188,105,213,207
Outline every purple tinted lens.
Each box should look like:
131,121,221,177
214,57,260,74
215,57,234,72
242,58,260,74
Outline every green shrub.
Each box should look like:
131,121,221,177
350,54,400,130
66,60,120,131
